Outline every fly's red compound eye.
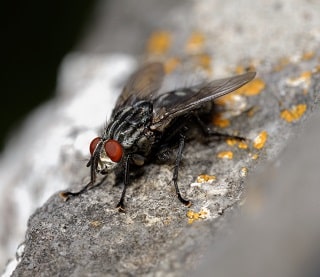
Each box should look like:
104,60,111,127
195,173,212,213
89,137,102,155
104,139,123,162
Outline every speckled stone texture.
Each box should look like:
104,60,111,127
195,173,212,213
2,0,320,276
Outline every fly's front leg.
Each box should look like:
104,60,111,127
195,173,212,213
116,155,131,212
60,160,102,200
172,134,192,207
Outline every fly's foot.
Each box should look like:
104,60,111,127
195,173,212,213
59,191,72,201
116,203,126,213
185,200,193,208
177,193,192,207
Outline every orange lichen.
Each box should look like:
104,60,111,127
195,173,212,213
163,218,172,225
273,56,291,71
164,57,180,74
90,221,102,228
212,114,230,128
240,167,248,177
234,65,246,74
299,71,312,80
147,31,171,55
236,78,265,96
301,51,315,61
215,91,249,109
194,53,212,73
196,174,216,183
215,78,263,107
286,71,311,89
226,138,248,149
186,31,205,53
226,138,238,146
238,141,248,149
249,153,259,160
253,131,268,150
214,93,237,106
217,151,233,159
187,209,208,224
280,104,307,123
234,64,256,74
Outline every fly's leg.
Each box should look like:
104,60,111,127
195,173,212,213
60,159,104,200
116,155,131,212
59,175,108,200
173,134,192,207
59,182,92,200
196,114,246,141
203,129,245,141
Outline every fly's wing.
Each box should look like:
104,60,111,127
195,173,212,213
114,62,165,109
150,71,256,132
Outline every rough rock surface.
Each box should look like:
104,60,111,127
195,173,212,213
11,55,320,276
1,0,320,276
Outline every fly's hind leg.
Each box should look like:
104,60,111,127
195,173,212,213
195,114,246,141
172,134,192,207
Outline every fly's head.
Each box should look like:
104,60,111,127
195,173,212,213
87,136,123,174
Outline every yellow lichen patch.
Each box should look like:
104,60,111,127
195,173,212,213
90,221,102,228
147,31,171,55
299,71,312,80
212,114,230,128
226,138,238,146
236,78,265,96
163,218,172,225
214,91,239,106
286,71,312,88
280,104,307,123
217,151,233,159
164,57,180,74
253,131,268,150
238,141,248,149
187,209,208,224
240,167,248,177
215,78,263,106
216,95,247,117
273,56,291,71
226,138,248,149
194,53,212,74
234,65,246,74
302,51,315,61
249,153,259,160
234,64,256,74
196,174,216,183
186,31,205,53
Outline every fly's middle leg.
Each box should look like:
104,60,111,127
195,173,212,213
172,134,192,207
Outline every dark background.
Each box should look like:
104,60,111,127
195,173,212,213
1,1,97,151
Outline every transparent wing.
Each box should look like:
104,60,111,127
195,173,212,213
114,62,165,109
150,72,256,131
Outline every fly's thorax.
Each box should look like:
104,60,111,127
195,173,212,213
106,101,154,150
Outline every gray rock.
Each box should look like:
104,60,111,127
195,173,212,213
2,0,320,276
12,53,320,276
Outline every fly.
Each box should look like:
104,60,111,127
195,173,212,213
60,62,256,212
